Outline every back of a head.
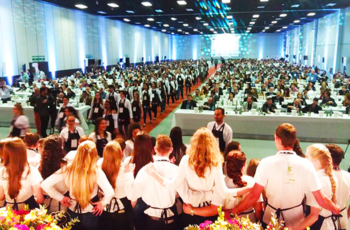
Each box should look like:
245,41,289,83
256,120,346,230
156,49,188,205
275,123,297,148
127,123,141,141
115,138,126,151
325,144,344,166
132,134,154,177
78,135,93,144
170,126,184,148
39,135,64,180
246,158,260,178
226,151,247,188
24,132,40,147
188,127,223,178
224,141,241,158
156,134,173,155
102,141,123,189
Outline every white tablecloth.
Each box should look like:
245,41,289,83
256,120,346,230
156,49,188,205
0,104,91,133
172,109,350,143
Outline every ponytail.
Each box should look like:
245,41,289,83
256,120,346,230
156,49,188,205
226,151,247,188
324,160,337,203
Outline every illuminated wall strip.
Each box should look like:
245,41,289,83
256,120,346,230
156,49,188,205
45,5,57,79
333,11,341,72
98,17,108,69
75,11,85,71
151,31,154,63
117,21,123,59
324,16,331,70
134,30,140,64
142,29,146,63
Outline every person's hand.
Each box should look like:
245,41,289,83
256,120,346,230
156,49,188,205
60,196,72,207
170,156,176,164
92,201,104,216
332,204,341,215
124,163,135,173
145,163,156,175
182,203,193,214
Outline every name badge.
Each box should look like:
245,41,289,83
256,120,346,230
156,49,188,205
133,107,136,112
94,107,99,113
59,112,64,118
143,96,147,101
71,139,77,148
119,108,124,113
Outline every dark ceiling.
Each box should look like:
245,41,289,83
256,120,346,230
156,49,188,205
37,0,350,35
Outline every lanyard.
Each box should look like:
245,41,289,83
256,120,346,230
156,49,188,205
277,150,296,155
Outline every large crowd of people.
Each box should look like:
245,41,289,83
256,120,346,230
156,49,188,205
0,58,349,230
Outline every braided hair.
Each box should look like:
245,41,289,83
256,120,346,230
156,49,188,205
226,150,247,188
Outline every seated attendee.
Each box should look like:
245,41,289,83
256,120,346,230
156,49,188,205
80,91,92,106
180,94,197,110
296,92,306,106
342,93,350,114
203,97,216,111
283,98,302,112
242,96,257,112
227,92,235,104
302,98,323,114
338,85,349,96
272,91,284,105
265,87,276,97
283,87,292,99
290,83,299,93
320,90,337,107
262,97,277,114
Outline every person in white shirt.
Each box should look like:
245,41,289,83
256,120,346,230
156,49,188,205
146,128,252,229
98,141,133,230
89,117,112,158
207,108,232,153
41,140,114,230
59,114,85,154
88,92,105,123
38,135,68,212
0,78,13,103
304,144,337,230
326,144,350,230
55,96,71,131
24,132,41,168
124,123,141,159
9,103,29,138
0,138,44,210
117,91,133,139
230,123,340,229
141,84,152,127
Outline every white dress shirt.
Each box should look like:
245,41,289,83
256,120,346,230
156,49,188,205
59,126,85,142
27,149,41,168
333,170,350,229
0,85,12,99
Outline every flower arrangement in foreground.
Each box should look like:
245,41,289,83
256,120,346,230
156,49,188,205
186,206,287,230
0,205,78,230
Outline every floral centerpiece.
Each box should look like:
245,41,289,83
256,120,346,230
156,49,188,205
0,206,78,230
186,206,287,230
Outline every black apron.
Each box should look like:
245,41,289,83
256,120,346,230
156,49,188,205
5,195,38,211
104,113,115,134
108,93,117,111
152,90,160,106
266,198,304,224
58,106,67,131
142,92,150,109
96,134,108,157
118,99,130,125
64,128,81,153
212,124,226,152
10,116,21,137
177,76,183,87
132,101,141,122
92,103,104,120
186,77,191,87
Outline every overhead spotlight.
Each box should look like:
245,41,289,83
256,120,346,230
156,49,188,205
163,24,169,27
97,11,107,14
171,17,177,21
271,21,277,24
144,24,150,27
260,0,269,2
265,27,270,29
193,29,198,31
177,29,182,32
213,31,217,34
200,32,203,34
107,3,119,8
155,9,163,13
183,23,189,27
185,32,189,34
177,1,187,5
141,2,152,6
247,27,252,30
276,30,281,32
222,0,230,3
227,15,232,19
283,26,288,29
253,14,259,18
326,3,336,7
249,22,255,24
124,18,130,22
171,32,175,34
195,17,201,20
203,23,209,26
307,12,316,16
291,4,300,8
126,10,134,13
280,14,287,17
210,28,214,31
75,4,88,9
161,29,166,32
147,18,154,21
294,20,300,23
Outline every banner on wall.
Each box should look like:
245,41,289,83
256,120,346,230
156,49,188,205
85,54,94,59
32,55,45,62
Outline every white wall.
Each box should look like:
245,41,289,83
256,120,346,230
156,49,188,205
0,0,172,82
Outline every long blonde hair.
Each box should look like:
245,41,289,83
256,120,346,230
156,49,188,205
65,140,98,209
187,128,224,178
307,144,336,203
101,141,123,189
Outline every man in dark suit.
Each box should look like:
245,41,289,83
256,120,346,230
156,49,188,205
203,97,216,111
272,91,284,105
302,98,323,114
262,97,277,114
181,94,197,110
283,98,302,113
320,90,337,107
36,87,50,137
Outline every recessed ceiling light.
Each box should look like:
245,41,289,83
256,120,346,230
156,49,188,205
326,3,336,7
161,29,166,32
126,10,134,13
124,18,130,22
291,4,300,8
260,0,269,2
280,14,287,17
253,14,260,18
213,31,217,34
294,20,300,23
107,3,119,8
249,22,255,24
147,18,154,21
135,22,141,24
185,32,189,34
171,17,177,21
183,23,189,27
152,27,157,29
276,30,281,32
222,0,230,3
307,12,316,16
155,9,163,13
97,11,107,14
144,24,150,27
251,19,257,22
227,15,233,19
163,24,169,27
177,1,187,5
171,32,174,34
178,21,184,23
193,29,198,31
262,30,265,32
210,28,214,31
283,26,288,29
186,8,194,11
300,17,306,19
141,2,152,7
195,17,201,20
75,4,88,9
247,27,252,29
203,23,209,26
271,21,277,24
257,6,265,9
177,29,182,32
265,26,270,29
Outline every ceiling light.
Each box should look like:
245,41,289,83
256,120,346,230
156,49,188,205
326,3,336,7
307,12,316,16
210,28,214,31
147,18,154,21
262,30,265,32
126,10,134,13
253,14,260,18
171,32,174,34
195,17,201,20
213,31,217,34
222,0,230,3
271,21,277,24
152,26,157,29
228,22,233,25
203,23,209,26
161,29,166,32
178,21,184,23
257,6,265,9
265,27,270,29
177,29,182,32
193,29,198,31
247,27,252,29
200,32,203,34
291,4,300,8
249,22,255,24
251,19,257,22
155,9,163,13
185,32,189,34
186,8,194,11
144,24,150,27
135,22,141,24
276,30,281,32
107,3,119,8
294,20,300,23
75,4,88,9
183,24,189,27
171,17,177,21
123,18,130,22
280,14,287,17
283,26,288,29
97,11,107,14
177,1,187,5
300,17,306,19
260,0,269,2
227,16,232,19
163,24,169,27
141,2,152,7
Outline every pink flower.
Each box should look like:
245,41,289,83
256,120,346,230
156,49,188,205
13,210,30,215
199,220,212,229
36,224,46,230
13,224,30,230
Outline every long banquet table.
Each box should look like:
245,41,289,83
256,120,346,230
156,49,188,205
172,109,350,143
